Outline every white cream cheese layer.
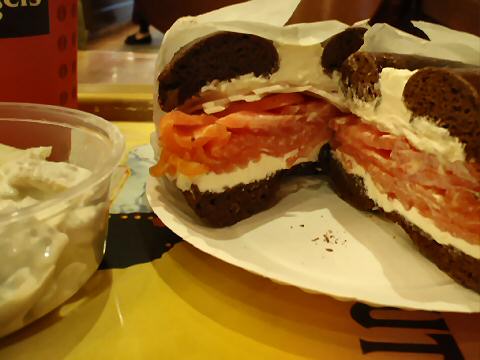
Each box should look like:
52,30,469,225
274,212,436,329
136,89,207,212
200,42,345,114
335,151,480,259
347,67,466,163
170,144,324,193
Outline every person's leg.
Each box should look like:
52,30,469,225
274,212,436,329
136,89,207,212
125,0,152,45
138,17,150,34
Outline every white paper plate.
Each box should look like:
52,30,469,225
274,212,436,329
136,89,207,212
147,175,480,313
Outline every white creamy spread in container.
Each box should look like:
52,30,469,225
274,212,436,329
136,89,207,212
0,143,107,336
346,67,467,163
0,145,92,213
334,151,480,259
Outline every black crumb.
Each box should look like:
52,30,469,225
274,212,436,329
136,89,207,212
290,226,293,229
322,229,347,246
300,224,304,227
325,248,333,252
312,237,320,242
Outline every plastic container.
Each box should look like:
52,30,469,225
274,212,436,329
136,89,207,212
0,103,124,337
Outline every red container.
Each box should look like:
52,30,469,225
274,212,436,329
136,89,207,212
0,0,78,107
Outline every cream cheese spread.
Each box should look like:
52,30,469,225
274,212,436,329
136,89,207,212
0,144,91,214
0,143,107,337
334,151,479,259
171,143,324,193
346,67,467,163
200,42,345,114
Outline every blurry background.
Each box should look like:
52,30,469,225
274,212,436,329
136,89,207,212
80,0,479,51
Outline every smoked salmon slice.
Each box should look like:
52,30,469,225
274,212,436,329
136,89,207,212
152,93,339,179
332,116,480,245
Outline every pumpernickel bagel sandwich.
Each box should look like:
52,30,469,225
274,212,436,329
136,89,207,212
150,16,480,293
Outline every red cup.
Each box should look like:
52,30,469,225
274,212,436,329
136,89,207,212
0,0,78,107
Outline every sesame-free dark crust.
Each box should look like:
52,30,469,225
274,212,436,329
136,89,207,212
329,155,480,293
183,174,282,228
403,67,480,162
157,31,279,111
321,27,367,74
340,52,470,101
388,212,480,294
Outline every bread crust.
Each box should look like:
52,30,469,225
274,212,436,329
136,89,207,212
403,67,480,162
157,31,279,111
321,27,367,74
340,51,470,101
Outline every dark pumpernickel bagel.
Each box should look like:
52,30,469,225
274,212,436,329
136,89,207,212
403,67,480,162
340,52,470,102
157,31,279,111
183,176,282,228
321,27,367,74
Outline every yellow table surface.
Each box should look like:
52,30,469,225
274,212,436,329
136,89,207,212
1,122,479,360
115,121,155,150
